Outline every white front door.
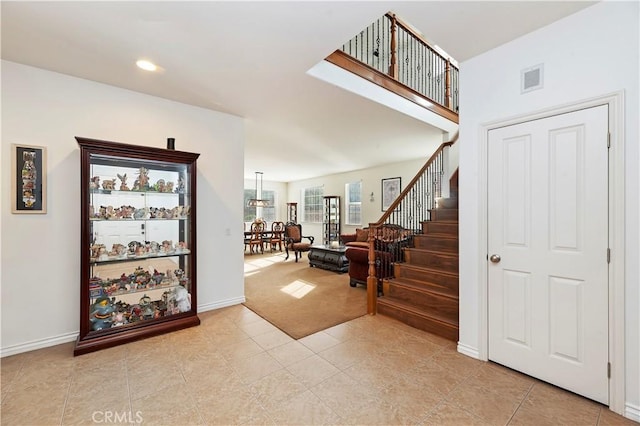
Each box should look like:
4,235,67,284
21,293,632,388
487,105,609,404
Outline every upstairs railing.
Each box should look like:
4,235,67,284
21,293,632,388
334,12,459,117
364,132,459,314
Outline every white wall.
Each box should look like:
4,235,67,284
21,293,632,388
286,158,425,241
458,1,639,418
1,61,246,355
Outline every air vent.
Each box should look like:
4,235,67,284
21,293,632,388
521,64,544,93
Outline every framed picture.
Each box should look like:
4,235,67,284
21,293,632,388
381,177,401,211
11,144,47,214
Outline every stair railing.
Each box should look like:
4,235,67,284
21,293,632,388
337,12,459,115
365,132,459,314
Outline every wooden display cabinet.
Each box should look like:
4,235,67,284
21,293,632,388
286,202,297,223
74,137,200,355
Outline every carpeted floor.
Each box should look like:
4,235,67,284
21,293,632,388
243,250,367,339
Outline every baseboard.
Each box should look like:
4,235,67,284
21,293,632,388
625,402,640,422
198,296,245,313
1,297,247,358
1,331,78,358
457,341,481,360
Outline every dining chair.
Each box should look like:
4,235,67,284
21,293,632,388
265,221,285,252
248,221,265,254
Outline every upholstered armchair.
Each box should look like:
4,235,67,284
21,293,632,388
284,222,314,262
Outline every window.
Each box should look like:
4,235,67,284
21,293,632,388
261,190,276,222
345,181,362,225
244,189,257,222
303,186,323,223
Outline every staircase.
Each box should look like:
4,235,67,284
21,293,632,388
377,172,459,341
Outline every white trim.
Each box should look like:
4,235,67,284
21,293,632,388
1,331,78,358
477,91,625,414
198,297,245,313
625,402,640,423
0,297,247,358
457,342,481,360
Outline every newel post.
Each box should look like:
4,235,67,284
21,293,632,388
366,225,377,315
389,14,398,80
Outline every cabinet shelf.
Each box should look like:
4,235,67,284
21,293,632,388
75,136,200,356
90,249,191,265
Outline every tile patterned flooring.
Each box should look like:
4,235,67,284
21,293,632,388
1,304,636,425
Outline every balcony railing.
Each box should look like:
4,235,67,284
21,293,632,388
334,12,459,118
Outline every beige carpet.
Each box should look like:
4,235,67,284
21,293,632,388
243,251,367,339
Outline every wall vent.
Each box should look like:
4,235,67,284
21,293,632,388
521,64,544,93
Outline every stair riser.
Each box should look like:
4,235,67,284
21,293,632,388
405,250,459,273
377,302,459,342
430,209,458,221
384,277,458,298
393,265,459,288
413,235,458,252
422,221,458,235
384,285,458,322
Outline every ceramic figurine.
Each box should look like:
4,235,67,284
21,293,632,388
102,179,116,191
133,167,150,191
117,173,130,191
176,174,185,193
90,296,115,331
89,176,100,190
174,286,191,312
155,179,166,193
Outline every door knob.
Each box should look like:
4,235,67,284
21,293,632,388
490,254,501,263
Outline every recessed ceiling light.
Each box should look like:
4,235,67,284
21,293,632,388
136,60,157,71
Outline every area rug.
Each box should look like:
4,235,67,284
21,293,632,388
243,252,367,339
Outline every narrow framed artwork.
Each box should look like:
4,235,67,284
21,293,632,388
11,144,47,214
381,176,401,211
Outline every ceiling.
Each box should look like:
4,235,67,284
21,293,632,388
1,1,596,182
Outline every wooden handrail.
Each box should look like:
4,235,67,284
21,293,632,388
365,131,459,314
371,131,458,228
389,13,456,67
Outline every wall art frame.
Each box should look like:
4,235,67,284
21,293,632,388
11,143,47,214
381,176,401,211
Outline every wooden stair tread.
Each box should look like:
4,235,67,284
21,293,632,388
386,277,459,300
378,297,459,328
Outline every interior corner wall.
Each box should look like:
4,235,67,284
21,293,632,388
0,61,246,355
457,1,639,416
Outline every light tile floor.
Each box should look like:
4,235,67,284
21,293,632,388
1,305,636,425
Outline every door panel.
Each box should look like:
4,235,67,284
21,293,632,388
488,105,609,404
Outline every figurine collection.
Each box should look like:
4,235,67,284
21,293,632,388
89,167,186,194
89,271,191,332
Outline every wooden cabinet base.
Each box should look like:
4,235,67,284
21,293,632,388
74,314,200,356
